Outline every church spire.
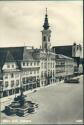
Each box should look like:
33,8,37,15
43,8,50,30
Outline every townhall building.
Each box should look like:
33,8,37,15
0,9,79,98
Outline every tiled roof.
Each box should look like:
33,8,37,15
0,47,40,69
0,47,24,68
56,54,72,60
23,49,34,61
52,45,72,58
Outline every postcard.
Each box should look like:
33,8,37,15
0,0,83,124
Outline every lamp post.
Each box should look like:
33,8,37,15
0,80,3,98
19,71,25,96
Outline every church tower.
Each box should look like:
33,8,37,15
41,8,51,51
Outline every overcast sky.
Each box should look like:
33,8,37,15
0,1,83,50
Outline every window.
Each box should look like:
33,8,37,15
77,45,79,50
53,63,54,68
5,74,8,79
37,70,39,74
11,73,14,78
48,63,49,68
16,80,19,86
15,73,19,78
34,62,36,66
7,64,10,68
48,37,50,41
51,71,52,76
5,81,8,88
22,78,25,83
51,63,52,68
23,62,25,66
41,62,43,68
32,77,36,82
43,36,46,41
44,71,47,77
53,71,54,76
41,71,43,78
44,63,46,68
30,71,32,74
11,80,14,87
12,65,14,68
26,71,29,75
41,81,43,85
37,62,39,66
27,62,29,66
37,76,39,79
34,70,36,74
30,62,32,66
26,78,29,83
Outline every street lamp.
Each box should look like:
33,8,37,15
0,80,3,98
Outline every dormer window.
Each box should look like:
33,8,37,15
7,64,10,68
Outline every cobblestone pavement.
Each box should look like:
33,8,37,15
0,75,83,124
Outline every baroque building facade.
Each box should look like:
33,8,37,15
0,9,76,98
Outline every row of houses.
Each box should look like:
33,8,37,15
0,9,82,98
0,46,77,98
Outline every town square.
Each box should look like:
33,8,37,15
0,1,83,124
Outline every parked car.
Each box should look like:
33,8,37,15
64,78,79,83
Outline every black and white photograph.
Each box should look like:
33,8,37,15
0,0,83,124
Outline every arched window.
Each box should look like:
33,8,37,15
11,81,14,87
5,81,8,88
43,36,46,41
77,45,79,50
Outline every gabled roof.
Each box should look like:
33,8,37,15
0,47,41,69
0,47,24,68
22,48,41,61
23,49,34,61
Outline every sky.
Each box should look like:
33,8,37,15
0,1,83,51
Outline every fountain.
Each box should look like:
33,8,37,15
5,82,38,117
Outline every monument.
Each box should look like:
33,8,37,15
5,81,38,117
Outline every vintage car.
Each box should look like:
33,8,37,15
64,78,79,83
